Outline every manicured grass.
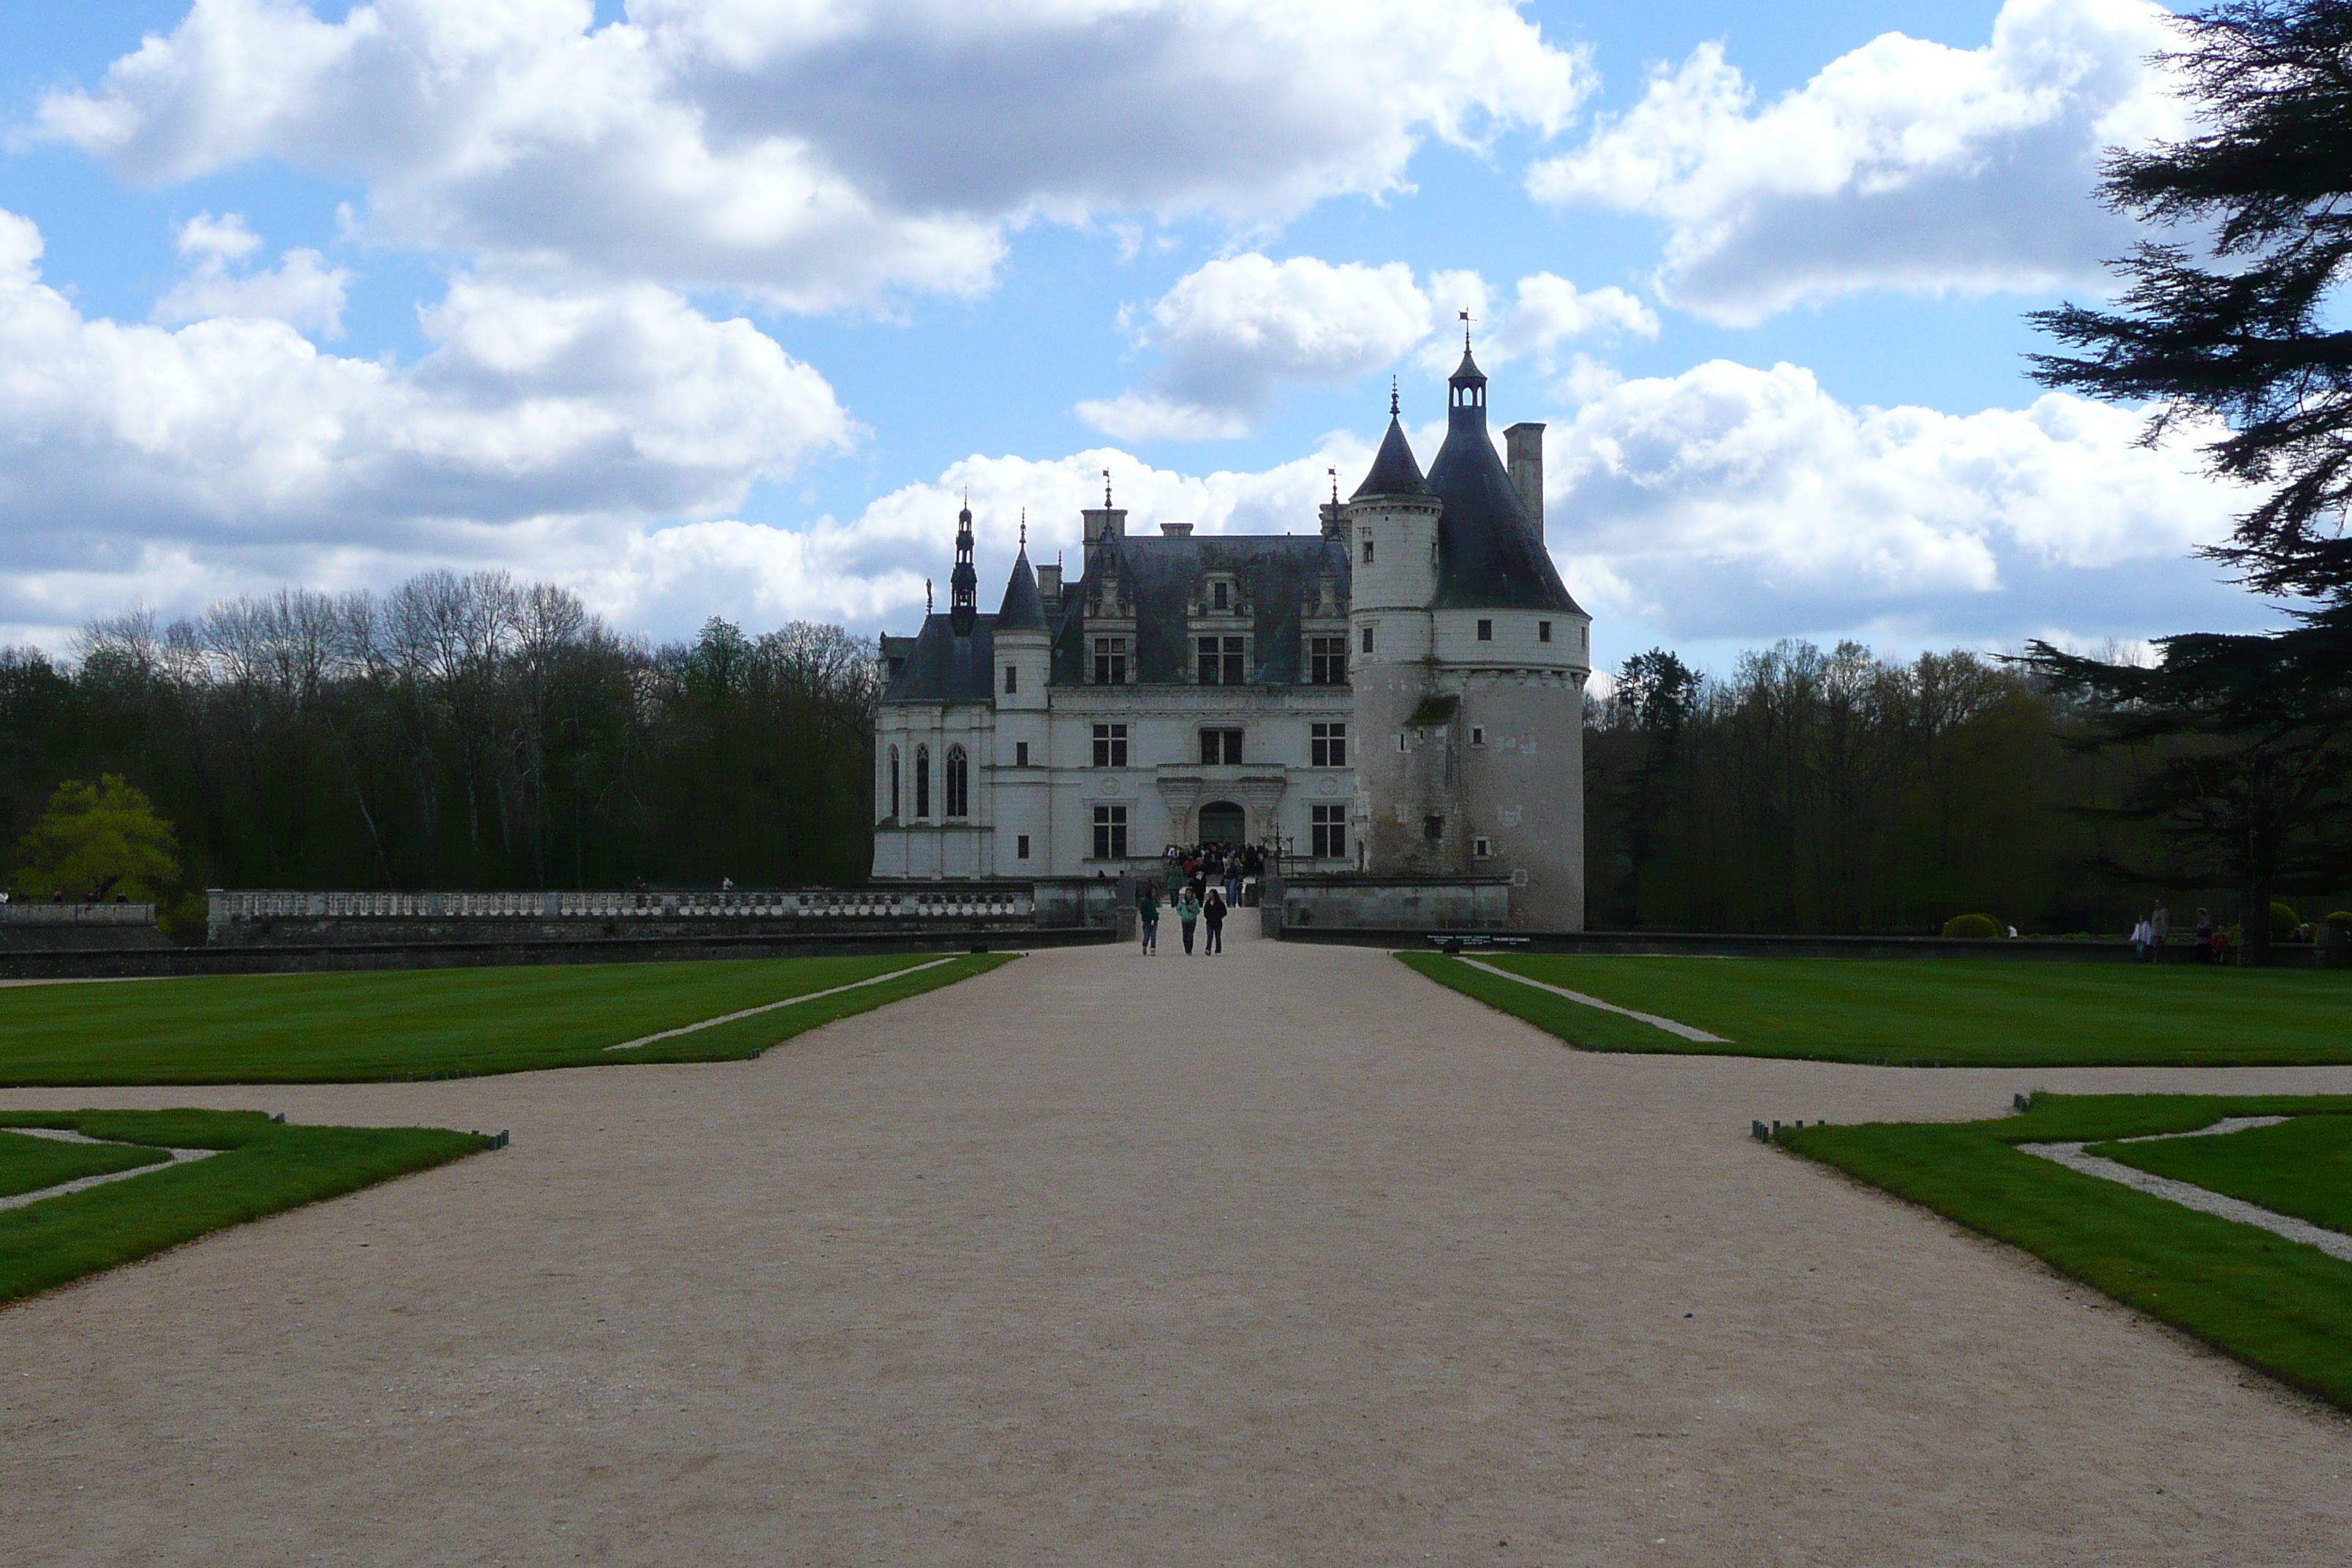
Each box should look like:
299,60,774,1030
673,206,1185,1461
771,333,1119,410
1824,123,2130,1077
2095,1114,2352,1235
0,1109,489,1305
0,952,1013,1085
0,1126,168,1199
1397,951,2352,1066
1783,1096,2352,1410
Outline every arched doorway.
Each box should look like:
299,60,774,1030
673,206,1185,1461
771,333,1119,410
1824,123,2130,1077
1198,800,1245,846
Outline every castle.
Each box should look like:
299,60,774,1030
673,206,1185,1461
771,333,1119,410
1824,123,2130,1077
871,344,1592,929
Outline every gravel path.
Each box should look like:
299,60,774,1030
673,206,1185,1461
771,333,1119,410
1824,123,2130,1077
4,920,2351,1565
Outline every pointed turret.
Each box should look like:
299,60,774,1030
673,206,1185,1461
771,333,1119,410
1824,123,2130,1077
1427,340,1580,614
949,497,979,636
997,530,1046,633
1352,382,1430,500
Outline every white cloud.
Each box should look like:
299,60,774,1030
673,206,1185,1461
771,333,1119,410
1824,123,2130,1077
1546,358,2242,643
0,206,853,640
1077,255,1432,439
1418,268,1656,382
41,0,1591,312
154,212,351,336
1528,0,2188,324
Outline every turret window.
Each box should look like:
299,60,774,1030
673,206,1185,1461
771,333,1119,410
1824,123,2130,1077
1004,664,1017,694
1360,624,1375,655
1477,619,1493,641
1016,741,1030,767
1538,621,1553,644
1423,814,1445,842
1361,534,1375,565
945,746,969,818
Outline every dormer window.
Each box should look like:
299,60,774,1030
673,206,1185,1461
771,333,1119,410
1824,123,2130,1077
1212,581,1230,611
1093,636,1128,685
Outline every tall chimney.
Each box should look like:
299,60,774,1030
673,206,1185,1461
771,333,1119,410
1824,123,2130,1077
1036,562,1061,605
1504,422,1545,538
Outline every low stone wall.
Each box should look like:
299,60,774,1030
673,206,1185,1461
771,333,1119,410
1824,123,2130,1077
0,902,167,951
210,885,1038,948
1282,927,2160,962
1276,876,1514,932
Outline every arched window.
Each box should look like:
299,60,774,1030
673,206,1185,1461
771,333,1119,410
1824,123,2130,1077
887,745,900,819
946,745,969,818
915,745,931,819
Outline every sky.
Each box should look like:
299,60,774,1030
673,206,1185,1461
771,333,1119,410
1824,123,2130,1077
0,0,2275,676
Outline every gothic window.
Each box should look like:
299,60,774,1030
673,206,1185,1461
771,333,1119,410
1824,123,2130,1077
1311,723,1346,768
1092,723,1128,767
1093,804,1129,859
914,745,931,819
1199,728,1242,766
946,745,969,818
1309,636,1347,685
1311,804,1346,859
887,746,900,818
1093,636,1128,685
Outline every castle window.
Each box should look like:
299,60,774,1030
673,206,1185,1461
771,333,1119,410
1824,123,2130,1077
1423,814,1445,842
1093,804,1128,859
1471,726,1485,747
914,746,931,819
1004,663,1018,694
1017,834,1030,860
945,746,969,818
1092,723,1128,768
1538,621,1552,644
1361,533,1375,565
1196,636,1243,685
887,746,900,818
1311,723,1346,768
1360,624,1374,655
1309,636,1347,685
888,656,906,679
1199,728,1242,766
1477,619,1493,641
1093,636,1128,685
1311,804,1346,859
1474,835,1493,860
1016,741,1030,767
1213,581,1229,611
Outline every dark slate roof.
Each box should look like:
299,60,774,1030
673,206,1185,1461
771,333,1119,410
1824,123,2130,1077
1428,418,1583,615
1352,415,1431,499
881,614,998,703
1051,534,1351,686
996,549,1046,632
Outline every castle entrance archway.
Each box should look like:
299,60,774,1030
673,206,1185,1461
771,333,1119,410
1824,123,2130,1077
1198,801,1245,846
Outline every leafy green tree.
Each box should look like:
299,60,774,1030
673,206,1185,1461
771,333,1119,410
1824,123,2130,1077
12,774,182,902
2024,0,2352,961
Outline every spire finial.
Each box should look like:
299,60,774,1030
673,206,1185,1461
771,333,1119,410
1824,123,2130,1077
1328,466,1338,505
925,578,933,614
1102,469,1112,508
1389,377,1399,418
1019,508,1027,548
1460,308,1474,352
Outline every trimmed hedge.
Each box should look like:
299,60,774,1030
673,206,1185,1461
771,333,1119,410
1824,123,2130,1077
1942,913,2002,939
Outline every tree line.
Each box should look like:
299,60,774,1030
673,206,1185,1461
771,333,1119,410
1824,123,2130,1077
1,570,881,901
1580,638,2347,938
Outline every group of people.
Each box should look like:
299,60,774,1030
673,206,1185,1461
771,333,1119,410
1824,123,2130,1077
1134,842,1264,957
2130,902,2232,965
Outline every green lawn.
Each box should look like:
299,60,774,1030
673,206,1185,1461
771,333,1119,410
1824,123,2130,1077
0,952,1011,1085
2096,1114,2352,1235
1784,1096,2352,1409
0,1109,489,1304
0,1126,169,1199
1398,951,2352,1067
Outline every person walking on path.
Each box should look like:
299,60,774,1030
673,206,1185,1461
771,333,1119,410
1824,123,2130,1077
1202,887,1226,955
1137,885,1160,955
1176,889,1201,955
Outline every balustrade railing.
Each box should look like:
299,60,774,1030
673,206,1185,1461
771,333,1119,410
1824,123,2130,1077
207,889,1032,923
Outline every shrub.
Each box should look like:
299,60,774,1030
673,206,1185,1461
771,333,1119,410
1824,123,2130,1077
1942,913,2002,939
2273,902,2301,938
2329,911,2352,930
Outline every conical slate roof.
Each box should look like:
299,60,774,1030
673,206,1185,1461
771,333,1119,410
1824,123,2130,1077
1351,414,1430,500
996,548,1047,633
1428,419,1581,614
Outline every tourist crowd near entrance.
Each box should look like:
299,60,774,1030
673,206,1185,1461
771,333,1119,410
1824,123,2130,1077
870,344,1595,929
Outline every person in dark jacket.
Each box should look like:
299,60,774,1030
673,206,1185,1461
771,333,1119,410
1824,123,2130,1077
1202,887,1226,954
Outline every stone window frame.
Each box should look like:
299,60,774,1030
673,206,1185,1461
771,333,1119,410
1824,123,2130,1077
1199,727,1243,766
945,745,970,818
1091,723,1128,768
1092,804,1130,860
1310,722,1346,768
1311,802,1346,859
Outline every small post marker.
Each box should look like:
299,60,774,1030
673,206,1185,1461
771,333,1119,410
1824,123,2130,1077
2013,1093,2031,1112
1752,1120,1769,1142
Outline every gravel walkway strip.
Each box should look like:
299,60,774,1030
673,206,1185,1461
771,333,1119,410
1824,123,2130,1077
2019,1116,2352,1262
0,1126,219,1212
1459,955,1728,1041
603,954,962,1050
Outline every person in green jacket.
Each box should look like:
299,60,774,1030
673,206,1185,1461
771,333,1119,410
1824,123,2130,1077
1175,889,1201,955
1137,884,1160,955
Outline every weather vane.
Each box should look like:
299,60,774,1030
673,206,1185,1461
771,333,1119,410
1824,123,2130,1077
1460,308,1474,350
